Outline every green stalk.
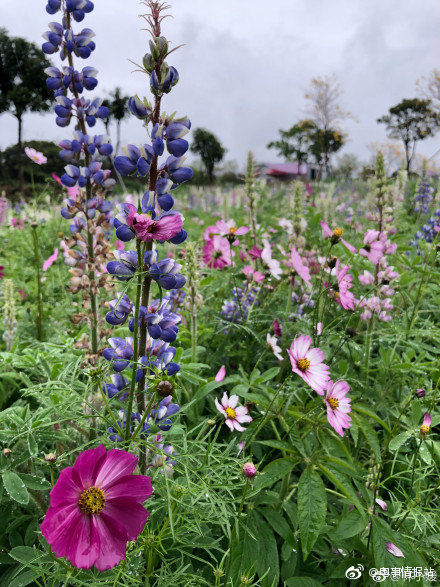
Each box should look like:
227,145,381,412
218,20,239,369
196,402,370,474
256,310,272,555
31,224,43,341
125,240,143,441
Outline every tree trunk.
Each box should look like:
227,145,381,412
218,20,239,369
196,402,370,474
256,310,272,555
116,121,121,155
404,141,411,172
17,114,24,194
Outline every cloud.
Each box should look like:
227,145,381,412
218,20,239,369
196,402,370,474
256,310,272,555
1,0,440,167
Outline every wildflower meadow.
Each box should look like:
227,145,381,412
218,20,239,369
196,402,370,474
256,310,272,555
1,1,440,586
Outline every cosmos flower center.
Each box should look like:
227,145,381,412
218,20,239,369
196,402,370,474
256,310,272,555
78,486,106,514
229,227,237,233
225,407,236,419
420,424,430,435
213,250,223,259
297,358,310,372
327,397,339,410
333,228,343,238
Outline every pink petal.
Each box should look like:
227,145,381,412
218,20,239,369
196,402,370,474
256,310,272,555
292,335,311,360
95,449,138,490
236,414,253,424
225,418,235,432
215,365,226,382
102,497,149,540
105,474,152,502
341,238,356,254
306,347,326,365
42,248,58,271
92,515,128,571
228,395,239,409
320,221,332,238
235,226,250,235
72,445,107,489
41,504,83,556
234,406,249,417
215,396,226,414
220,392,230,409
64,512,99,570
232,420,246,432
49,466,82,508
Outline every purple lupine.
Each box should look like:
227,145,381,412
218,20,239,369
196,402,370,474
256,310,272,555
42,0,115,355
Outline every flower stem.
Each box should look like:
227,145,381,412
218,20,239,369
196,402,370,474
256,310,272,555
31,224,43,341
125,240,143,441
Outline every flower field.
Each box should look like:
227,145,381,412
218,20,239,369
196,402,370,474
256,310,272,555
1,1,440,586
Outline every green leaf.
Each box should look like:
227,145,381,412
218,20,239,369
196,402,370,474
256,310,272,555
388,430,413,453
254,512,280,587
285,578,323,586
8,546,41,564
2,472,29,505
184,376,239,408
256,439,299,454
353,415,382,463
9,570,38,587
419,441,432,465
317,464,366,520
254,458,298,491
297,468,327,560
261,508,296,547
19,473,50,491
252,367,279,385
334,510,367,540
27,435,38,457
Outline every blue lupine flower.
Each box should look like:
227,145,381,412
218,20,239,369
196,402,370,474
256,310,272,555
128,297,181,342
105,293,133,325
128,95,152,119
413,181,433,214
102,336,134,371
103,374,130,400
149,258,186,289
60,161,115,189
108,410,149,442
114,144,154,177
162,154,193,185
146,395,180,431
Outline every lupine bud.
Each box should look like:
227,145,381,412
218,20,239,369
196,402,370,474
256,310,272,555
156,380,174,397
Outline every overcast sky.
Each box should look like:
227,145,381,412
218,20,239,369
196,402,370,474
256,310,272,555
1,0,440,169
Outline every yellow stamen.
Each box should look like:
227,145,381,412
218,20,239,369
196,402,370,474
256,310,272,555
229,227,237,233
225,407,236,419
420,424,430,436
333,228,343,238
297,358,310,372
78,487,105,514
327,397,339,410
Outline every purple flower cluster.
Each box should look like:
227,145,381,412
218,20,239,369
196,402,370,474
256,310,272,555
413,181,433,214
410,208,440,251
221,283,260,324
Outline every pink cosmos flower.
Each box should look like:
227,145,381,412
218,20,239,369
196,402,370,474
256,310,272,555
248,245,263,259
359,230,384,264
316,322,323,335
43,248,59,271
215,219,250,243
290,247,312,288
203,225,220,240
420,412,431,436
115,240,125,251
25,147,47,165
242,265,264,283
203,236,232,269
215,392,252,432
215,365,226,382
320,221,356,253
386,542,404,558
125,207,183,242
40,445,152,571
261,239,282,279
11,217,25,230
287,335,330,395
324,380,352,437
267,333,283,360
334,260,355,310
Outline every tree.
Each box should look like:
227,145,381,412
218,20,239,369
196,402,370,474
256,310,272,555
267,119,316,164
308,126,345,174
190,128,225,183
0,29,53,192
102,87,129,154
304,75,354,174
377,98,439,172
333,153,361,182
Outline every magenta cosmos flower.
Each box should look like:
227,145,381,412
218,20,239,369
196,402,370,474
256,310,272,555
41,445,152,571
324,380,352,437
215,392,252,432
125,206,183,242
420,412,431,436
25,147,47,165
320,221,356,254
215,219,250,244
287,335,330,394
290,247,312,288
203,235,232,269
334,260,356,310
